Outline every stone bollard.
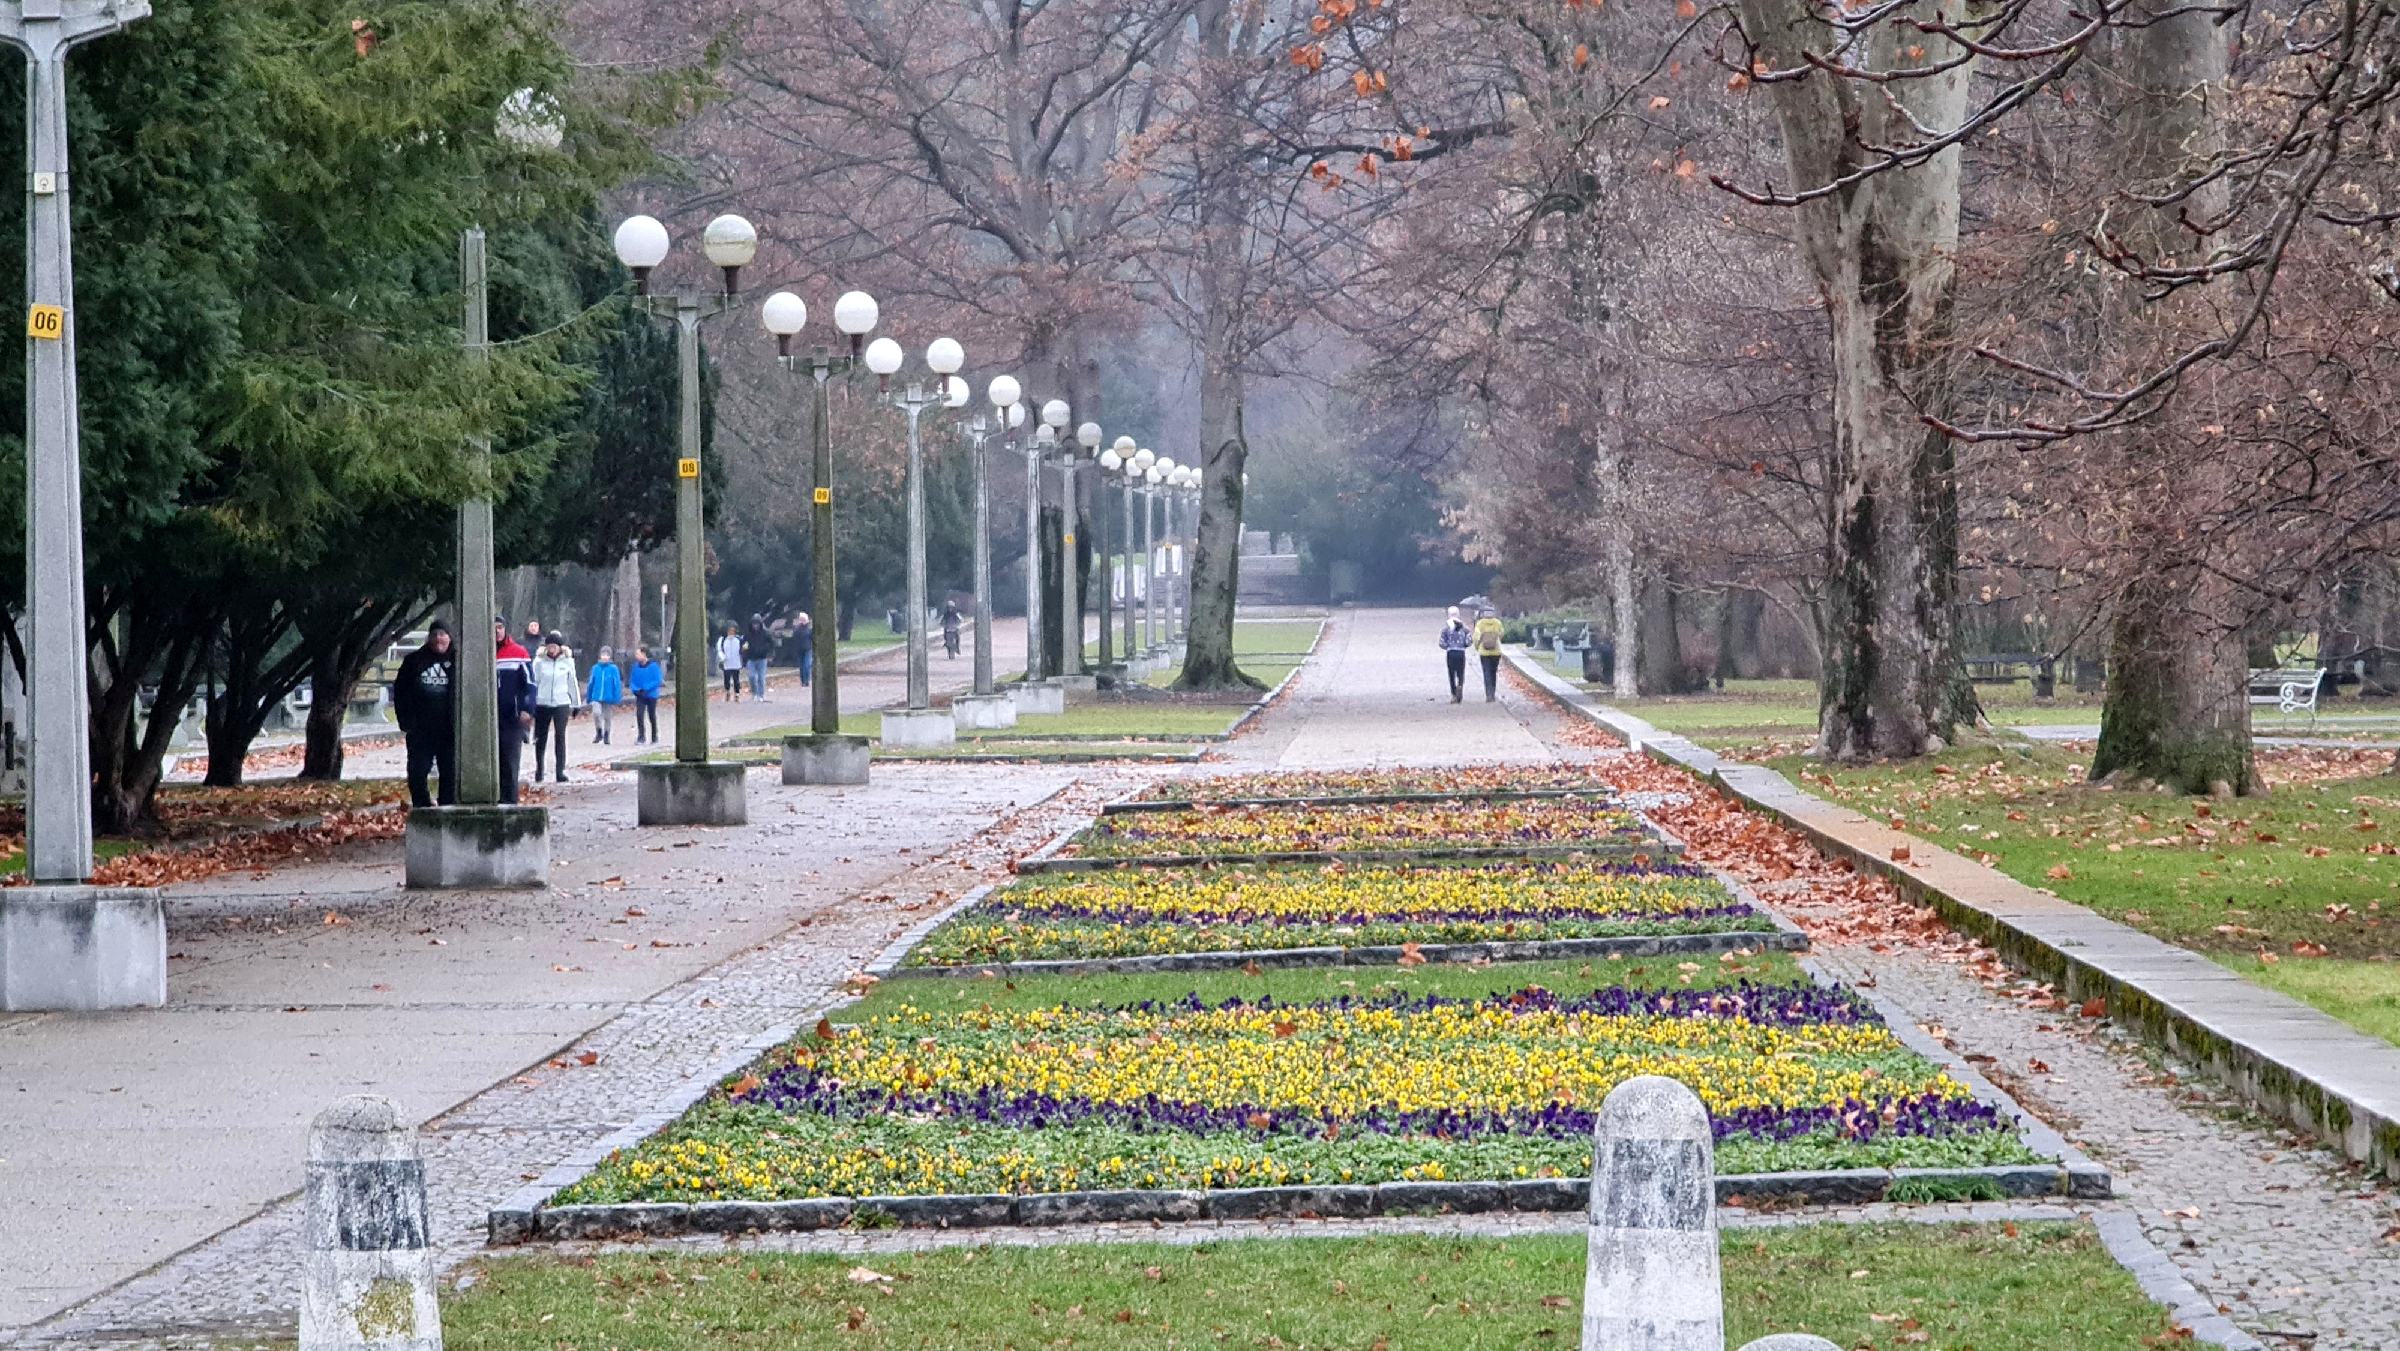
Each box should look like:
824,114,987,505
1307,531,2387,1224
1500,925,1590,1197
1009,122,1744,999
1582,1075,1721,1351
301,1096,441,1350
1737,1338,1842,1350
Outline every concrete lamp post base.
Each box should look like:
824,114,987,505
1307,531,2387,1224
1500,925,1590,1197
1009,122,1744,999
636,761,749,827
782,734,870,786
881,708,956,750
952,693,1017,731
0,886,166,1011
403,805,550,890
1015,680,1066,717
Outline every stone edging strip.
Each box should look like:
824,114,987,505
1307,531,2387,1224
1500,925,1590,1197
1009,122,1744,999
2089,1211,2269,1350
1014,839,1681,875
501,1162,2103,1243
1099,788,1612,815
1506,646,2400,1181
1222,645,1313,739
880,927,1808,980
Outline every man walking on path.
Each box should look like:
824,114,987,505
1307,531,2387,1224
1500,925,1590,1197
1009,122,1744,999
1472,607,1505,702
1438,606,1471,704
942,601,962,659
794,612,814,687
494,619,534,804
392,623,456,807
629,644,662,743
586,646,624,745
745,613,772,700
530,633,580,783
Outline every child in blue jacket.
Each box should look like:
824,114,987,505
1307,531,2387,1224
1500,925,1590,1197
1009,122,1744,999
628,644,664,744
586,646,626,745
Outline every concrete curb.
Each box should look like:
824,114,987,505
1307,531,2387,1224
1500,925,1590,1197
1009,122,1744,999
1099,787,1612,815
884,927,1808,980
2090,1211,2269,1350
496,1163,2104,1244
1015,839,1682,875
1506,648,2400,1182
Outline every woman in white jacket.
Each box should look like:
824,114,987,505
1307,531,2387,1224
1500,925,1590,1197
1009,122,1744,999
529,633,582,783
716,623,746,702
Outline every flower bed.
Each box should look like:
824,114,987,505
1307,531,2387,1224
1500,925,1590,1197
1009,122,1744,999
556,973,2034,1206
909,859,1767,966
1065,798,1651,860
1133,766,1616,805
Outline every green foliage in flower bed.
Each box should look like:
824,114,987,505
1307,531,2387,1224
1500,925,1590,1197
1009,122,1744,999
907,859,1764,966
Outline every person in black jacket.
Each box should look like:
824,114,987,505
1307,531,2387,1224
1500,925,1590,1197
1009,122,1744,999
392,623,456,808
494,616,535,805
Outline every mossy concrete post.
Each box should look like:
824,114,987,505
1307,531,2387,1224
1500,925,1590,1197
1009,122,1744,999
301,1096,441,1351
1582,1075,1721,1351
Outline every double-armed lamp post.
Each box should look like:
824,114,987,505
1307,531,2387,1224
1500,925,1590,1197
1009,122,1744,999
870,337,969,748
759,286,883,785
952,384,1021,731
611,213,760,826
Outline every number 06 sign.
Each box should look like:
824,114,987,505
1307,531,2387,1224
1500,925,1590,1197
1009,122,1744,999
25,304,63,341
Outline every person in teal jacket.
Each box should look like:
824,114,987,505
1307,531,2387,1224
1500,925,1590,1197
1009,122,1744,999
586,645,626,745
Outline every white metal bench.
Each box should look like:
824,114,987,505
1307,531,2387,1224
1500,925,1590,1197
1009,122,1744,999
2247,666,2325,725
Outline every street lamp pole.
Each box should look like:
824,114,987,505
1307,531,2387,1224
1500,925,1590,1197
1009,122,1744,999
614,213,756,825
0,0,163,1012
1098,436,1134,677
1119,457,1140,662
761,289,881,784
9,0,146,887
1024,425,1050,683
1058,415,1099,679
865,340,966,747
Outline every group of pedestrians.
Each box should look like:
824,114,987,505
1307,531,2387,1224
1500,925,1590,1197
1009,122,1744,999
718,612,814,701
1437,605,1506,703
393,618,668,808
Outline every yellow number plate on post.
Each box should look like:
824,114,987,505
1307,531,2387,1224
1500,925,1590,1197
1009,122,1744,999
677,457,699,479
1063,533,1075,545
26,304,62,340
813,487,831,505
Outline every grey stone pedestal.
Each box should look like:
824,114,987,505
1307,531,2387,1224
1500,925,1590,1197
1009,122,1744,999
404,805,549,890
952,693,1016,731
1057,673,1099,701
1125,654,1154,680
881,708,956,749
1015,680,1066,716
637,760,748,827
0,885,165,1010
783,734,870,785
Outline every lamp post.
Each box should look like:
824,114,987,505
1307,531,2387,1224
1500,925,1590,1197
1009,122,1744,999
1097,435,1135,679
759,288,881,778
870,338,967,748
950,376,1021,731
614,212,755,826
1140,460,1163,655
1173,468,1199,646
1058,420,1101,682
1118,450,1142,669
0,0,161,1012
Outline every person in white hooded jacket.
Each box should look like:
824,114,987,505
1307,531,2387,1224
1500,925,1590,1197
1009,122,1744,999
529,633,582,783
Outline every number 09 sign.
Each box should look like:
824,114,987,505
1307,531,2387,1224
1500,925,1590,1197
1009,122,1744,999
25,305,63,341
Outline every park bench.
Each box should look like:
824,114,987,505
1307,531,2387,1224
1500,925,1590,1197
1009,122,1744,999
1963,652,2041,685
2248,666,2325,725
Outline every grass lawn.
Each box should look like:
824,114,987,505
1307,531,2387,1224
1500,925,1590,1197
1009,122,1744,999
445,1222,2176,1349
739,704,1249,745
837,618,904,657
1764,740,2400,1044
553,952,2033,1206
876,740,1205,763
905,857,1763,965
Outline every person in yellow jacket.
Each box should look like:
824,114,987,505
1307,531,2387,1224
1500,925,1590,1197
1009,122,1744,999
1472,607,1505,702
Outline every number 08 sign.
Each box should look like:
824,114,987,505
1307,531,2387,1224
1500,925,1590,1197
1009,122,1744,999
25,304,63,341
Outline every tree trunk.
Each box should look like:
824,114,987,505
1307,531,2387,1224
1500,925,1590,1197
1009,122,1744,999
1738,0,1974,761
1039,505,1065,674
609,548,643,653
1597,439,1639,700
1176,303,1259,691
1636,569,1687,695
2088,0,2249,793
1715,587,1769,681
299,650,360,782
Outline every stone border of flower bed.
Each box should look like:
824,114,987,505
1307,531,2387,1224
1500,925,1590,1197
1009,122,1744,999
1099,787,1614,815
1221,653,1311,739
872,860,1810,979
1505,646,2400,1183
486,874,2107,1247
